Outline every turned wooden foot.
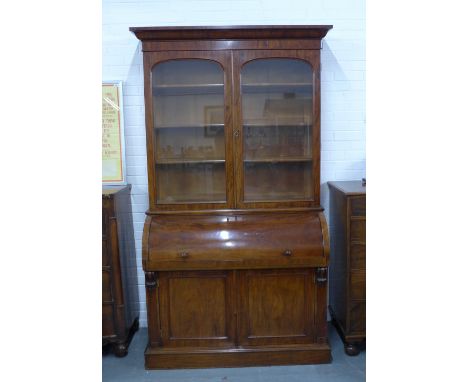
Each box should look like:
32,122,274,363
113,342,129,357
344,342,360,356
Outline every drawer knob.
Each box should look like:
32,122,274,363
178,252,189,259
282,249,293,257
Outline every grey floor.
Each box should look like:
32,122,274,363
103,323,365,382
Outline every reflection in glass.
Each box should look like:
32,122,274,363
156,163,226,203
155,126,225,162
244,162,313,201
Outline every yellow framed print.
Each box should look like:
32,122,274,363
102,81,126,185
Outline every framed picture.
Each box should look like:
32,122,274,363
102,81,127,185
204,105,224,137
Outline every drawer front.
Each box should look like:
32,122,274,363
350,270,366,300
149,248,326,270
102,270,113,303
350,243,365,270
350,196,366,216
349,301,366,333
350,219,366,241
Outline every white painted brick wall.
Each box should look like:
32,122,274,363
103,0,366,327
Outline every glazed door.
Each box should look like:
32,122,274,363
238,269,317,346
144,51,235,210
233,51,321,209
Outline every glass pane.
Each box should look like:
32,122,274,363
241,59,314,201
244,162,312,201
155,126,225,162
152,59,226,203
156,163,226,203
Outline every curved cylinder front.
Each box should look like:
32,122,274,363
144,211,328,271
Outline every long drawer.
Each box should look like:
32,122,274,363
350,218,365,241
349,301,366,333
350,242,365,270
349,270,366,300
350,196,366,216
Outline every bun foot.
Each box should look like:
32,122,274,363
344,343,360,356
113,343,129,357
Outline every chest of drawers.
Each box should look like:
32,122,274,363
328,181,366,355
102,185,139,356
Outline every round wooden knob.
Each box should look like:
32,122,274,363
282,249,293,257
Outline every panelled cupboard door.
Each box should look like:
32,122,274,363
158,271,236,348
144,51,235,210
238,269,316,346
233,50,321,209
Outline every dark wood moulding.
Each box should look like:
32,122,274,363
130,25,332,51
130,25,333,41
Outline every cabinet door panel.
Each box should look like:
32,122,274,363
158,270,235,347
239,269,315,346
233,50,321,208
144,51,235,210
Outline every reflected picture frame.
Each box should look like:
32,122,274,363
204,105,224,137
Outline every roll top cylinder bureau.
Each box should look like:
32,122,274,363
130,25,333,369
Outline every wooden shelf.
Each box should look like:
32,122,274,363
157,195,226,204
244,121,310,127
154,123,224,129
242,82,313,94
244,192,312,202
244,116,311,127
244,157,312,163
156,158,225,165
153,83,224,96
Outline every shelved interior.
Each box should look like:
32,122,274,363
241,58,314,201
152,59,227,203
156,162,226,203
150,57,316,205
244,161,313,201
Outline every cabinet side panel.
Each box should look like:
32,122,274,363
328,186,347,330
114,187,140,328
102,305,116,337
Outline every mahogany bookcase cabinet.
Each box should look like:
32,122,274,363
130,25,333,369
